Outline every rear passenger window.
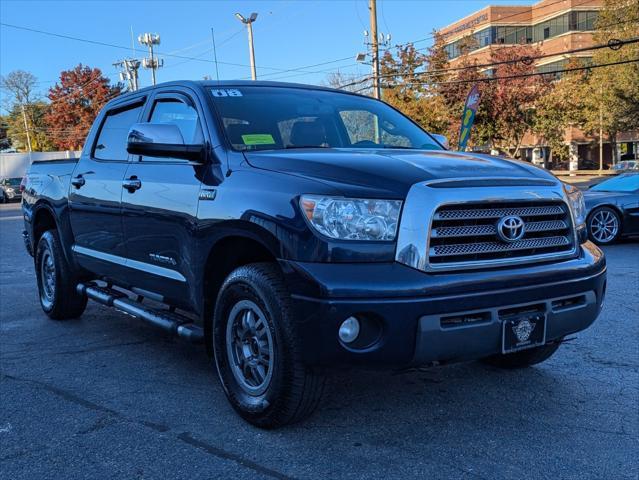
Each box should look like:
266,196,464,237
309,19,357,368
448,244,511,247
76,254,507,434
93,104,143,161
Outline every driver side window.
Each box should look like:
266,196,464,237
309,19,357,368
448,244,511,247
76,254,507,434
149,99,203,144
142,98,203,162
339,110,411,147
339,110,377,145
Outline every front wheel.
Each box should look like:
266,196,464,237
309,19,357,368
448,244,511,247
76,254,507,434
212,263,325,428
588,206,621,245
481,341,561,369
35,230,87,320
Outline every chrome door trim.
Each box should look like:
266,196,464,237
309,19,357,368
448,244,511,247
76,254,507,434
73,245,186,282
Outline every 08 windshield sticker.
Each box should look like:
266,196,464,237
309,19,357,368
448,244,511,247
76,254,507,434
242,134,275,145
211,89,243,97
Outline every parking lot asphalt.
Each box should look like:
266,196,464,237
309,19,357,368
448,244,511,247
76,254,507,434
1,201,637,480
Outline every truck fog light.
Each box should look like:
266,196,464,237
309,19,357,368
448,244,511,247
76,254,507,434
339,316,360,344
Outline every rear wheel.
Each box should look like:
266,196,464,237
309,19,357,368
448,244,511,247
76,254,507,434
481,341,561,369
588,206,621,245
35,230,87,320
212,263,325,428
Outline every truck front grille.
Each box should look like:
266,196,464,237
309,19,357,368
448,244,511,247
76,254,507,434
428,201,575,268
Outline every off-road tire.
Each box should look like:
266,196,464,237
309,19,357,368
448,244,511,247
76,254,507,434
481,341,561,369
212,262,325,428
35,230,87,320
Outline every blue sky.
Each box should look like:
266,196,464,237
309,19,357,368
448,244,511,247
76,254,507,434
1,0,534,99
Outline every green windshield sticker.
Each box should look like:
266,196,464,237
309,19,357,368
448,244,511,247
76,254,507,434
242,134,275,145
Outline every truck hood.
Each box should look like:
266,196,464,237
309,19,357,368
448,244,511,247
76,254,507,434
243,148,558,197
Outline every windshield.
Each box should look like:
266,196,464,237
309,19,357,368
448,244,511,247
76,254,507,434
209,86,444,152
591,174,639,192
2,178,21,187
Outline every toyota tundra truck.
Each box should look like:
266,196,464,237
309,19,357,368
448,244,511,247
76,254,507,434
21,81,606,428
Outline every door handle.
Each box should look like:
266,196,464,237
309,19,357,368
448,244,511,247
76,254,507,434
71,175,86,188
122,176,142,192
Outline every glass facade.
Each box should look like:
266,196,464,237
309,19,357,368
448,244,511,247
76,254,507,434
536,57,592,79
444,10,599,59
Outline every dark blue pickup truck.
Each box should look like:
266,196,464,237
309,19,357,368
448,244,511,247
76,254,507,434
21,81,606,428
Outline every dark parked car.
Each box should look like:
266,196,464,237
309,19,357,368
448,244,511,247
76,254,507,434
611,160,638,173
584,173,639,244
21,81,606,428
0,177,22,203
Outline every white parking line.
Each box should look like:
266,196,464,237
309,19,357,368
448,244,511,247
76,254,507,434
0,216,23,221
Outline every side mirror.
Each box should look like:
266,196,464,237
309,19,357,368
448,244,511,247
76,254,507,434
431,133,449,149
127,123,205,162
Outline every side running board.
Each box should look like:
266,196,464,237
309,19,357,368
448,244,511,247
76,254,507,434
77,283,204,343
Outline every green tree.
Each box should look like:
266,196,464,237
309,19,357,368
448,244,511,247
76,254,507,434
532,60,588,165
580,0,639,162
0,70,51,152
5,101,55,152
0,115,10,150
381,43,450,135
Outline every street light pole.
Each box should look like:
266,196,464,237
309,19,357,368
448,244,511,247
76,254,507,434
235,12,258,80
599,83,604,170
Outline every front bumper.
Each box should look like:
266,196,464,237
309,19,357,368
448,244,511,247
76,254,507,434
281,242,606,368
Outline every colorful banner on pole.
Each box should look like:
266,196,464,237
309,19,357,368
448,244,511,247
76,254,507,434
458,84,481,151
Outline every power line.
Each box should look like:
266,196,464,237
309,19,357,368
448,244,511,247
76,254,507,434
339,35,639,89
0,22,351,76
255,56,358,80
259,63,363,82
381,57,639,89
383,36,639,80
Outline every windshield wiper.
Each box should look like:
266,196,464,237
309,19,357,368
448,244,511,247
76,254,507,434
284,145,331,149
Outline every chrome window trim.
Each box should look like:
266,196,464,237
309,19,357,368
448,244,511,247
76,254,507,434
395,180,579,272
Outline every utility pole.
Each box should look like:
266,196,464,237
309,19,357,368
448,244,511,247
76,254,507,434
20,104,32,153
599,83,604,170
114,59,141,91
368,0,381,99
235,13,258,80
138,33,163,85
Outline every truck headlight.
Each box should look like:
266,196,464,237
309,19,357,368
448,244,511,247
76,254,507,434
300,195,402,241
564,184,586,230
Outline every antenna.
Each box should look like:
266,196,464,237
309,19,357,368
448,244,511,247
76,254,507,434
130,25,135,56
211,27,220,82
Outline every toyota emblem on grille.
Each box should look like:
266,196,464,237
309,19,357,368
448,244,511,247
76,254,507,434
497,215,525,242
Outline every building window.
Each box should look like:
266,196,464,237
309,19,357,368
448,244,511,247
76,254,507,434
495,26,533,44
573,11,598,30
442,11,598,60
536,57,592,79
533,11,599,42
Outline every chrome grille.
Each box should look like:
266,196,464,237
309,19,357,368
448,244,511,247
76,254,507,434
431,220,568,239
428,201,575,268
435,205,564,221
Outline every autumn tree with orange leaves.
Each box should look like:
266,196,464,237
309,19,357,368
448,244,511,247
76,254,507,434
45,65,121,150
